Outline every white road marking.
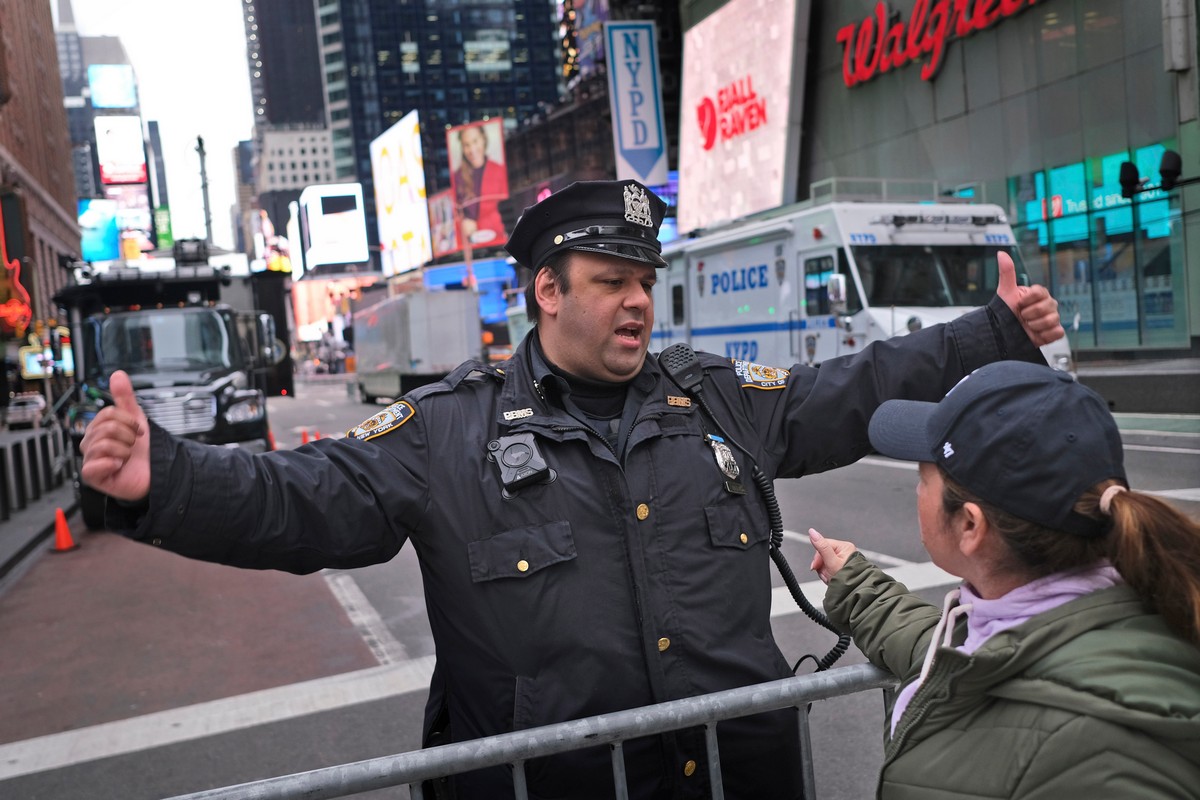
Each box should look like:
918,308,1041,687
1123,443,1200,455
772,560,956,618
1148,487,1200,502
780,529,913,567
0,656,437,781
857,456,917,470
323,571,408,665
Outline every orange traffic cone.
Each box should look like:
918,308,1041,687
50,508,79,553
313,429,322,440
267,430,277,451
300,429,309,445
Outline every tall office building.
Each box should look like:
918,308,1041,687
242,0,332,260
310,0,565,261
245,0,326,126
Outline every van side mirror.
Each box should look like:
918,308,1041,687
827,273,847,312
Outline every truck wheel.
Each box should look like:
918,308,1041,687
79,483,107,531
358,383,375,404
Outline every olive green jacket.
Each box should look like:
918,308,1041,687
824,554,1200,799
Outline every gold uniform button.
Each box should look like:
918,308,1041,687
636,503,650,521
516,559,530,572
683,760,697,777
553,234,564,244
657,637,670,652
739,532,748,544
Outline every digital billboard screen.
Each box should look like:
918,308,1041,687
369,110,432,277
298,183,371,270
677,0,811,233
94,115,147,185
87,64,138,109
78,198,121,262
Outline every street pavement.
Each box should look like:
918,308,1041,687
0,364,1195,797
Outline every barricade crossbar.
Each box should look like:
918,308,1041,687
166,662,896,800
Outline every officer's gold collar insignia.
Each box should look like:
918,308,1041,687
347,401,416,441
666,395,692,407
732,360,790,390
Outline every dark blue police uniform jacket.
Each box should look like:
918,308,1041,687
120,295,1044,799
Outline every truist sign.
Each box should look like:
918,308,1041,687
837,0,1042,87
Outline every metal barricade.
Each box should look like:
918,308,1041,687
167,662,897,800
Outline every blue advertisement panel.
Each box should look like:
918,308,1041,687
78,198,121,262
424,258,517,325
87,64,138,109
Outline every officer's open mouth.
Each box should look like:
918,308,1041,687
615,324,642,341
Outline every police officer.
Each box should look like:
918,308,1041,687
80,179,1064,799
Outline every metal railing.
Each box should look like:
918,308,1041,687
167,662,897,800
0,423,73,522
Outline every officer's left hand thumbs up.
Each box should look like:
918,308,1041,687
80,370,151,503
995,251,1064,347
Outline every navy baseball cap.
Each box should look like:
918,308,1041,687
505,180,668,271
868,361,1127,536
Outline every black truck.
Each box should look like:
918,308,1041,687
55,243,282,529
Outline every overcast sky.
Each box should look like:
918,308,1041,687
62,0,254,250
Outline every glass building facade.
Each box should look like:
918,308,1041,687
798,0,1198,354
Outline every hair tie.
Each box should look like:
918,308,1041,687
1099,485,1127,515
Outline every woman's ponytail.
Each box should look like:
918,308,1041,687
1089,480,1200,647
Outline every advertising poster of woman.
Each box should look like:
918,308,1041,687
446,118,509,249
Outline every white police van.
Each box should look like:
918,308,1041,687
654,198,1072,371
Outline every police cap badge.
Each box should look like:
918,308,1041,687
505,180,669,271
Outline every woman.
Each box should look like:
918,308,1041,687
452,124,507,244
810,360,1200,799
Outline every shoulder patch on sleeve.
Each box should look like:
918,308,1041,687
731,359,790,390
347,400,416,441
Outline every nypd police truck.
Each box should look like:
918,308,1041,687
653,199,1071,371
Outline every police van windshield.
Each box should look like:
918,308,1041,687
86,308,233,377
851,245,1006,307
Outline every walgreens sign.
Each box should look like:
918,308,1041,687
837,0,1042,87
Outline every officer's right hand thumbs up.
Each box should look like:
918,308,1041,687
80,370,151,503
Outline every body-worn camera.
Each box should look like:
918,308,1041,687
487,433,556,497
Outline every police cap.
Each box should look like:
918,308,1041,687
505,180,668,271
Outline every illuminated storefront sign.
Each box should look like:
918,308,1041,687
0,195,32,335
836,0,1042,87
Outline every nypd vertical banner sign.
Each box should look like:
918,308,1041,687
604,21,668,186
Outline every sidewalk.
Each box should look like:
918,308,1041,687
1075,357,1200,414
0,480,77,589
